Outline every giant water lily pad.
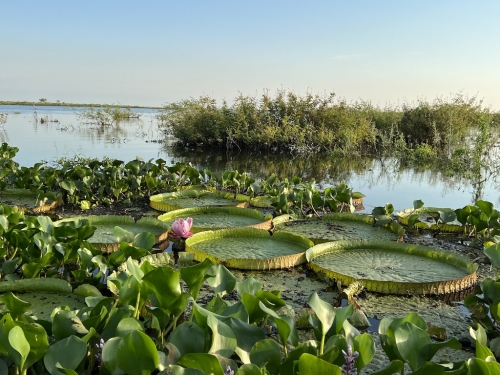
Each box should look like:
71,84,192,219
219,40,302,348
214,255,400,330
186,228,314,269
158,207,272,233
56,215,169,253
0,188,63,213
397,207,466,233
273,213,404,244
306,240,477,295
0,291,86,318
150,189,249,212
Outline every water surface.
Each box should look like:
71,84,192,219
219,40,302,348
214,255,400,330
1,105,499,212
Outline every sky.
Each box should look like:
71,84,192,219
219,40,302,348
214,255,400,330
1,1,499,109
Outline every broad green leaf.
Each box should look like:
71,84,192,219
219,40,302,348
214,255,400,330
52,310,89,340
371,360,405,375
207,264,237,297
114,226,136,243
235,363,267,375
116,317,144,337
43,335,87,375
477,200,495,219
0,292,31,319
280,341,320,375
298,353,342,375
116,330,159,375
394,322,430,371
484,244,500,269
308,292,335,337
207,315,237,358
169,365,206,375
15,321,49,370
228,318,265,364
181,258,214,299
353,332,375,371
142,266,182,310
102,337,125,375
413,200,425,209
249,339,281,375
133,231,155,249
8,326,30,372
168,322,207,356
177,353,224,375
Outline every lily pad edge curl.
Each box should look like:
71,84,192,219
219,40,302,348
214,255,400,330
306,239,478,296
185,227,314,270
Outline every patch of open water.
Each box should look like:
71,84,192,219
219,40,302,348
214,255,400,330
1,104,499,213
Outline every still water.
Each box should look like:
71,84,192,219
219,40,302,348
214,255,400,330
1,105,499,213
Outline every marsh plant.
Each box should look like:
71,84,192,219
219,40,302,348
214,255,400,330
77,105,139,125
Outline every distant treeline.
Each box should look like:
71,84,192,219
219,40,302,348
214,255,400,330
0,100,158,109
157,91,500,158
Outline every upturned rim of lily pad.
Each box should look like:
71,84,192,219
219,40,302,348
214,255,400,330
397,206,468,233
272,212,405,244
306,239,478,296
149,187,249,212
0,188,63,213
158,206,272,232
186,227,314,270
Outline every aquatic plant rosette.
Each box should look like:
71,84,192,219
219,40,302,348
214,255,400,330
56,215,169,253
158,206,272,233
185,227,314,270
397,206,467,233
306,239,477,295
272,213,404,245
149,188,249,212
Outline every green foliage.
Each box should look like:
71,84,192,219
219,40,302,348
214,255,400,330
76,105,139,125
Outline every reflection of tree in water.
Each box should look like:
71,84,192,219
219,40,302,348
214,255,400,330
165,143,500,206
0,130,9,144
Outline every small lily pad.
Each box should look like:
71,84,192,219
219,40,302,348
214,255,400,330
56,215,169,253
186,228,314,269
397,207,467,233
0,189,63,213
158,207,272,233
273,213,403,244
306,240,477,295
150,189,249,212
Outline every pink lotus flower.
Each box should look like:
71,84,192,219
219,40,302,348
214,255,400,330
170,217,193,239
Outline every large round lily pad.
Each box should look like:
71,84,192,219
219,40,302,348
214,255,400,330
150,189,249,212
0,188,63,213
397,207,466,233
186,228,314,270
273,213,404,244
56,215,169,253
306,240,477,295
158,206,272,233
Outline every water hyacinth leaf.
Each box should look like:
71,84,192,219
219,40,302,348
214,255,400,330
353,333,376,371
116,331,159,375
249,339,281,375
476,200,495,219
2,259,18,275
180,258,215,299
207,315,237,358
142,266,182,309
393,322,431,371
236,278,263,297
0,292,31,319
280,341,320,375
114,226,136,244
235,363,266,375
116,317,144,337
133,231,155,249
126,257,144,283
43,335,87,375
308,292,336,337
52,310,88,340
407,213,421,228
169,365,206,375
414,200,425,209
13,321,49,369
484,243,500,268
8,326,30,372
240,294,267,324
176,353,224,375
101,337,125,375
258,301,294,349
228,318,265,364
371,360,405,375
168,322,207,356
440,210,457,224
298,353,341,375
206,264,236,297
60,179,76,195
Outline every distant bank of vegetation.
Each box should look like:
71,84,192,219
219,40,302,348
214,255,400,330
156,90,499,159
0,99,158,109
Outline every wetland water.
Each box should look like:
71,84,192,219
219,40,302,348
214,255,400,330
1,104,499,212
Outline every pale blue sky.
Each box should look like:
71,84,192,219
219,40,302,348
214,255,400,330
1,1,499,108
